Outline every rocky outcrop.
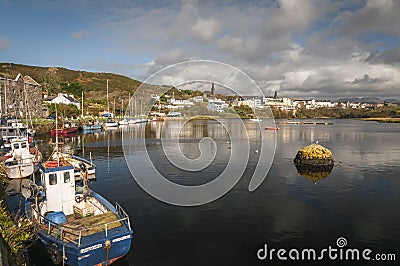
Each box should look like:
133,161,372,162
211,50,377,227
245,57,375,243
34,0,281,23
294,143,334,166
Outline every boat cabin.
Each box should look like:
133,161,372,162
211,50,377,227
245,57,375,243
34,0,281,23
9,138,31,160
39,163,76,216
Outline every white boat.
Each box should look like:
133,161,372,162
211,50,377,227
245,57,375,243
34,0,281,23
249,118,262,122
128,118,140,124
118,119,129,125
3,138,41,179
50,151,96,180
103,119,119,128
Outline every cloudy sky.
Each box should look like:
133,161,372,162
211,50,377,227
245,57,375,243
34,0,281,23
1,0,399,98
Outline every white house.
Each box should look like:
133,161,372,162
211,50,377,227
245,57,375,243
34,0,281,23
44,93,80,109
208,99,229,112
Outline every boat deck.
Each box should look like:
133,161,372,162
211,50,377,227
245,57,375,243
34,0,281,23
46,212,122,242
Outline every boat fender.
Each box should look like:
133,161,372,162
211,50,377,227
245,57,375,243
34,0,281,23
75,195,85,203
79,162,87,173
47,244,62,265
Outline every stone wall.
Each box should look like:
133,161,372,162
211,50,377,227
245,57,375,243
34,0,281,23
0,74,43,118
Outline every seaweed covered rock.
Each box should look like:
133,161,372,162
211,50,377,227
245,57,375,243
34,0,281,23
294,142,334,166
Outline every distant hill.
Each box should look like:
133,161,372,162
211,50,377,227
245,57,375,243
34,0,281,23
0,62,142,102
384,98,400,104
336,97,384,104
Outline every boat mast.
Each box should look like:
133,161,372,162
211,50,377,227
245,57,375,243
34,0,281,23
81,91,84,118
106,79,109,117
4,77,7,116
55,105,60,167
113,97,116,119
23,82,34,130
128,92,131,118
121,99,124,118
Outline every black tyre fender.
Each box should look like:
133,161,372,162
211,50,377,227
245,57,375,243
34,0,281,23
75,195,84,203
47,245,62,265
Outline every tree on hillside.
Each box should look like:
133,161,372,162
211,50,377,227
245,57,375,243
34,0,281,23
60,82,85,97
38,73,61,95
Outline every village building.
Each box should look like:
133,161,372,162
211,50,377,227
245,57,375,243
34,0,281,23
44,93,80,109
0,73,43,118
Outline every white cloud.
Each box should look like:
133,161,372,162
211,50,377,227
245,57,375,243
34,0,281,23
191,18,220,42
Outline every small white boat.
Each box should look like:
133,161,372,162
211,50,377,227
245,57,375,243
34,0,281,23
103,119,119,128
3,138,41,179
249,118,262,122
118,119,129,125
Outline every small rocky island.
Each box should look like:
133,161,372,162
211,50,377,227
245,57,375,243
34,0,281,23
294,142,334,183
294,142,334,166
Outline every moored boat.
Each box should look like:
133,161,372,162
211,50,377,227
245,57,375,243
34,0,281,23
265,126,279,130
51,127,78,136
50,151,96,180
2,138,42,179
24,159,133,265
118,119,129,125
103,119,119,128
82,124,102,131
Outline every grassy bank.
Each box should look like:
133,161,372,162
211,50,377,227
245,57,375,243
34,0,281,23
0,163,35,265
358,117,400,123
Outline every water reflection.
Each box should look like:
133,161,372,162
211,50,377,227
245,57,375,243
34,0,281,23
294,164,334,183
28,119,400,266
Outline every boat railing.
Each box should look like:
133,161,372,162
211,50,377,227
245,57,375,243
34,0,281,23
30,204,131,247
115,202,131,231
76,215,130,246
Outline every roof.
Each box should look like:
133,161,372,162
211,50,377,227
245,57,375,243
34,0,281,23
23,75,41,86
44,96,57,101
65,95,79,103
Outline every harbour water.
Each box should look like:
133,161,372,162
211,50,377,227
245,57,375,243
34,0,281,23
27,119,400,265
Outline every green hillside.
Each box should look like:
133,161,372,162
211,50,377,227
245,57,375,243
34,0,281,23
0,62,142,101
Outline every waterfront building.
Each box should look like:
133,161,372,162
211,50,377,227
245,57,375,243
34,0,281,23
0,73,43,118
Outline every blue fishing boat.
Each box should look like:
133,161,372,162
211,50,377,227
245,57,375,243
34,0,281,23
24,159,133,265
82,124,102,131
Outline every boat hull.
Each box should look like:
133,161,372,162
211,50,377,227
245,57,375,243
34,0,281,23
25,192,133,266
35,229,132,266
82,125,102,130
5,162,34,179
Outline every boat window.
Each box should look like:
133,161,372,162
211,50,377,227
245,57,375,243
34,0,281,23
64,171,70,183
13,143,19,149
49,173,57,185
21,142,27,148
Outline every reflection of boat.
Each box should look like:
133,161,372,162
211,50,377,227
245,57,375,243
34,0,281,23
265,126,279,130
25,159,133,265
294,164,333,183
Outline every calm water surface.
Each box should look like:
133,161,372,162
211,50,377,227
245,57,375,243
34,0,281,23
28,119,400,265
